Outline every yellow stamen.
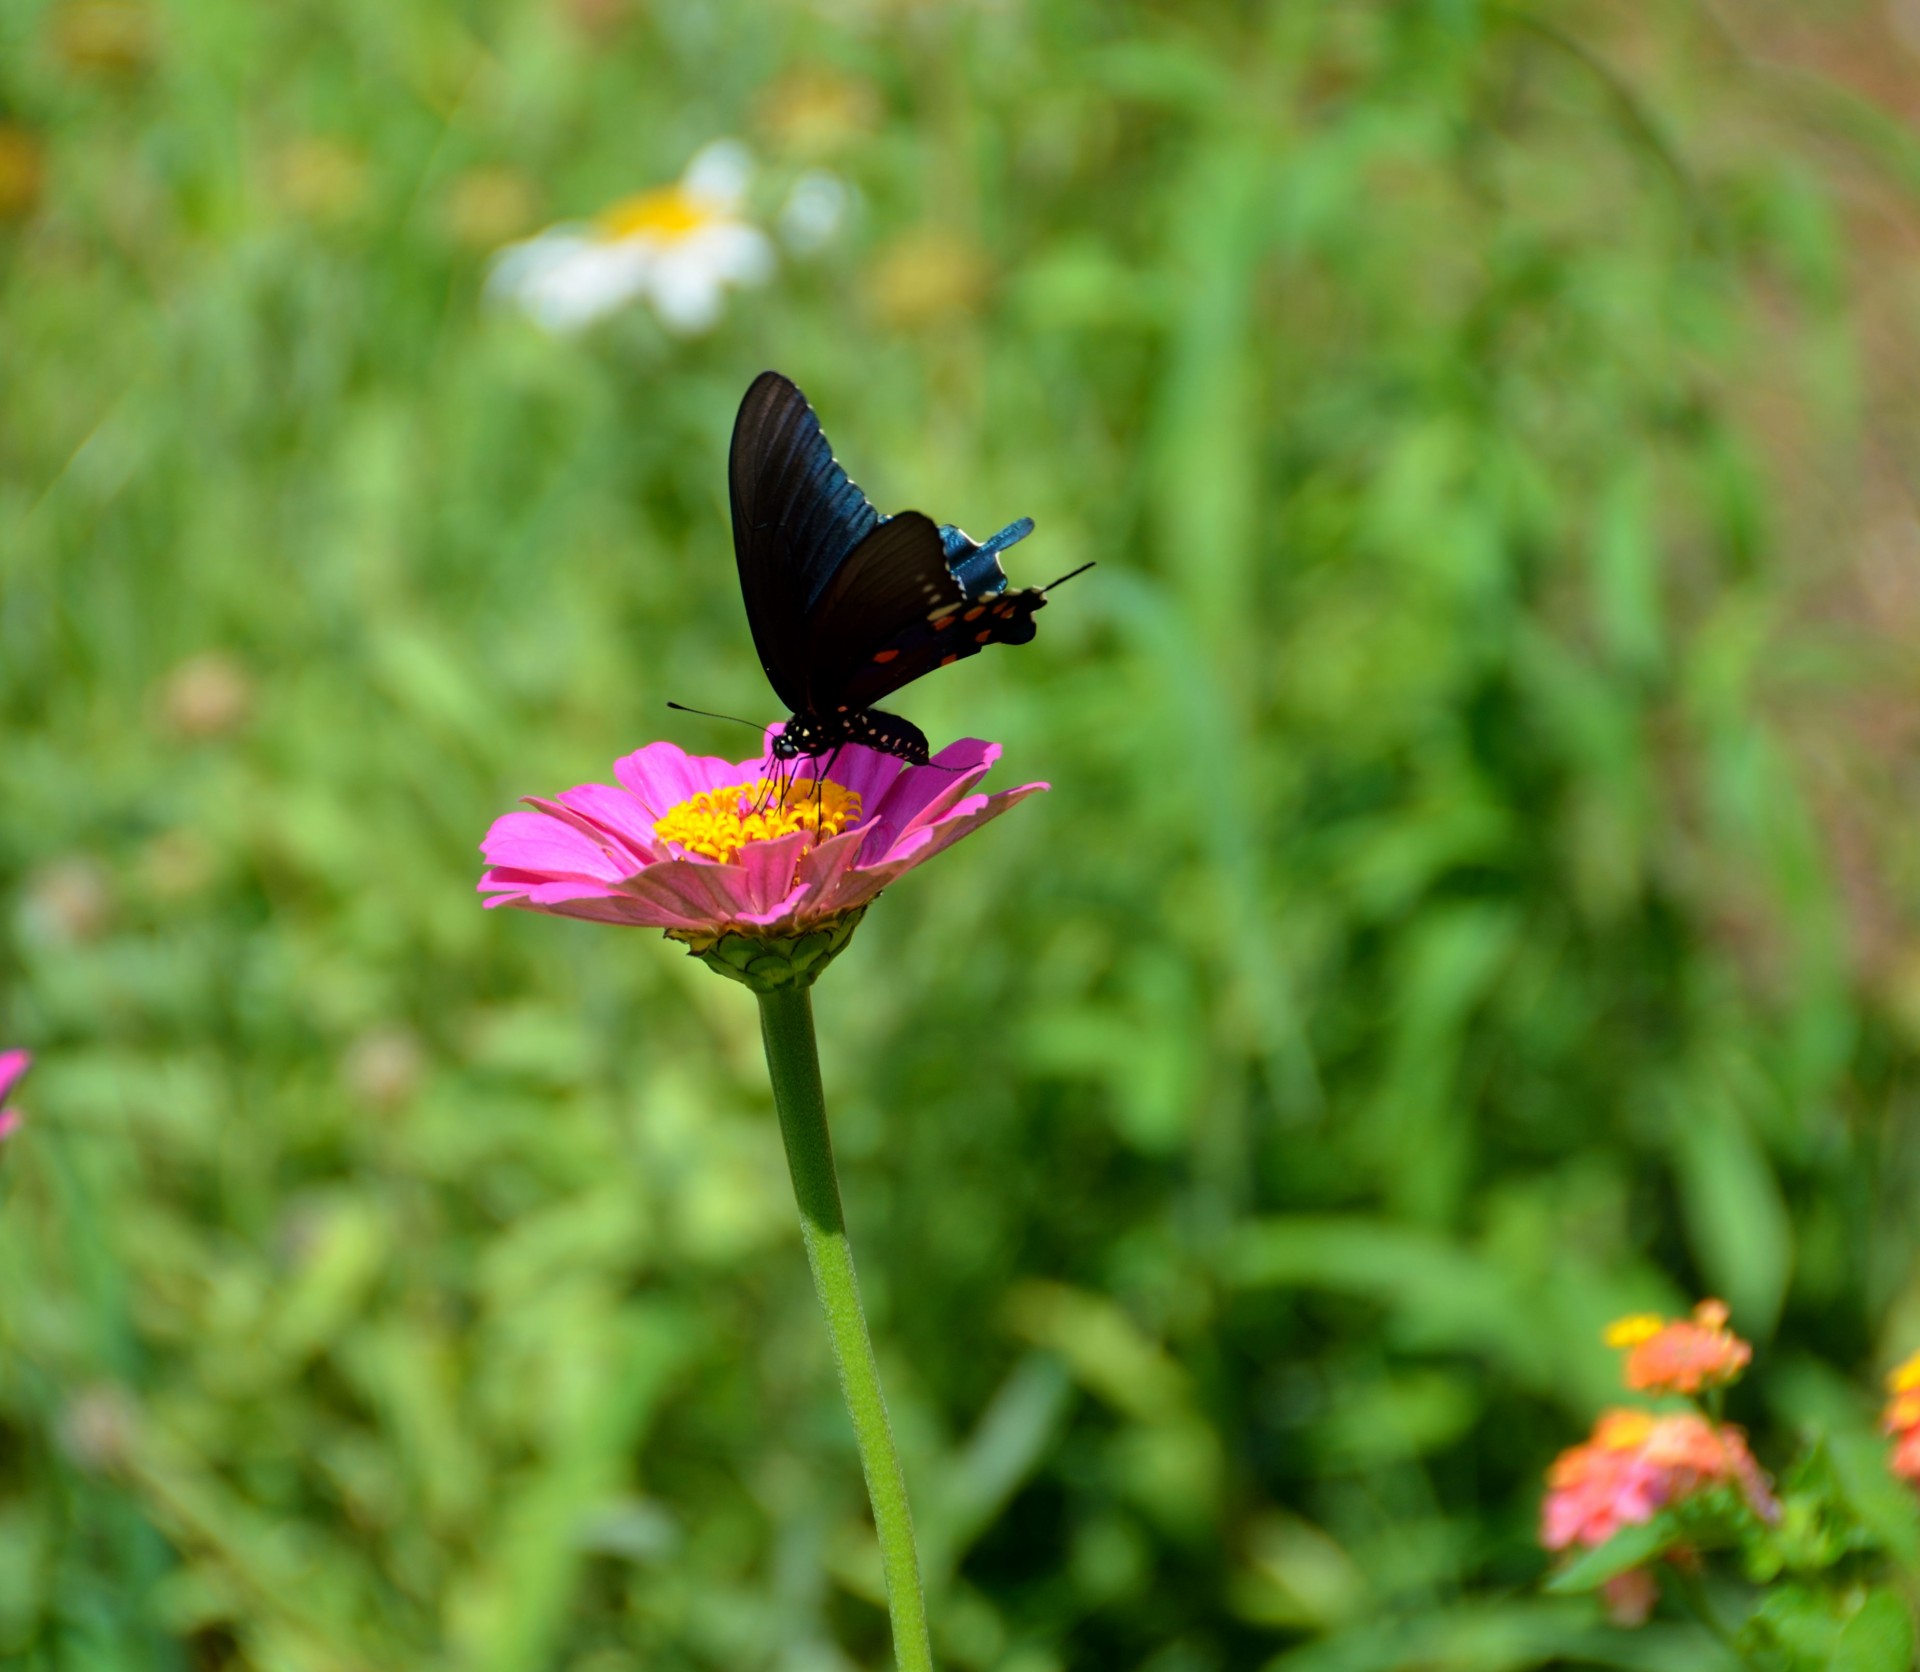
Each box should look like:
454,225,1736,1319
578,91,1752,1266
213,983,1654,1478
654,778,862,864
596,186,716,243
1889,1351,1920,1394
1603,1314,1665,1349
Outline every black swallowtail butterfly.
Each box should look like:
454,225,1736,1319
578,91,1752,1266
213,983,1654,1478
728,370,1087,767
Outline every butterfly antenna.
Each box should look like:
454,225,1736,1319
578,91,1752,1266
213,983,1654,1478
1040,561,1095,593
667,701,765,732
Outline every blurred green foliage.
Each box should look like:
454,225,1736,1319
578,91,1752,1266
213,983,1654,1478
6,0,1920,1667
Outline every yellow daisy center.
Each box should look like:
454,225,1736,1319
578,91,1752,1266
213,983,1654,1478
654,778,863,864
597,186,718,243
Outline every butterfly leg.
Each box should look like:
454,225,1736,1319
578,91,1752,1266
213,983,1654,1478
815,743,846,828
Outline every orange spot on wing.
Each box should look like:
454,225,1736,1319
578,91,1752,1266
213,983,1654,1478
871,648,900,663
940,652,958,666
963,606,987,622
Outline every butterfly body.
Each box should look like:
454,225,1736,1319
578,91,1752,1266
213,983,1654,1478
770,706,929,764
729,372,1079,766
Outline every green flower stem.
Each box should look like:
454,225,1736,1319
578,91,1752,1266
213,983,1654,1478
1662,1563,1755,1669
756,984,934,1672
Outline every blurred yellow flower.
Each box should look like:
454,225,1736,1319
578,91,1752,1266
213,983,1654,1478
271,138,370,227
21,857,113,946
755,66,880,158
343,1026,427,1112
1889,1351,1920,1395
441,165,542,251
866,226,989,329
138,830,217,901
159,652,253,739
0,126,46,222
555,0,633,39
487,142,773,335
48,0,155,78
1602,1314,1664,1349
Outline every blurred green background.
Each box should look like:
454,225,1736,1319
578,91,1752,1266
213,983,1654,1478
7,1,1920,1667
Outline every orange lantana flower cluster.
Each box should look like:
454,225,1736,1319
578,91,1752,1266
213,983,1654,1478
1883,1352,1920,1487
1604,1300,1752,1395
1541,1301,1774,1626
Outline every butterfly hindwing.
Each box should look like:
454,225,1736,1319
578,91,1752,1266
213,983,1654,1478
729,372,881,712
803,512,1047,711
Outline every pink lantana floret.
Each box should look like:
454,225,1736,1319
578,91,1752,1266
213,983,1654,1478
0,1048,30,1143
1542,1407,1778,1555
478,731,1046,938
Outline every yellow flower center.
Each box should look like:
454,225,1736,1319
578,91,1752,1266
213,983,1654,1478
597,186,718,243
1603,1314,1665,1349
654,778,863,864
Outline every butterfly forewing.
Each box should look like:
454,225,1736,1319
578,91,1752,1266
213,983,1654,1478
729,372,881,711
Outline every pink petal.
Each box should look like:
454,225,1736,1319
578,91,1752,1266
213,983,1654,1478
731,885,819,928
613,741,747,820
614,857,761,925
480,810,631,885
794,820,876,899
0,1049,28,1106
859,740,1003,863
492,891,668,927
552,782,667,864
735,829,811,915
820,743,909,813
518,795,657,873
815,783,1047,914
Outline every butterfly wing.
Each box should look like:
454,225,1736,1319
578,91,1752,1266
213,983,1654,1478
802,511,1048,712
729,371,882,712
940,517,1034,598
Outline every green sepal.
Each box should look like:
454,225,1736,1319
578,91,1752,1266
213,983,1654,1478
668,908,867,992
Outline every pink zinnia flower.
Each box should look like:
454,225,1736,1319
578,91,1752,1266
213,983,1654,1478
1604,1300,1752,1396
0,1049,30,1143
479,732,1045,942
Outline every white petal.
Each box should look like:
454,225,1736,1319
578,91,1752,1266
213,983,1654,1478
645,253,730,335
681,138,754,211
485,226,594,295
686,221,776,285
488,231,652,333
778,170,853,254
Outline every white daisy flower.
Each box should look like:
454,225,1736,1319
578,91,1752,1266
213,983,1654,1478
487,140,774,336
777,168,854,255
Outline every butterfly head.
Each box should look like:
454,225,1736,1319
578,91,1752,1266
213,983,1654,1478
769,719,823,761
